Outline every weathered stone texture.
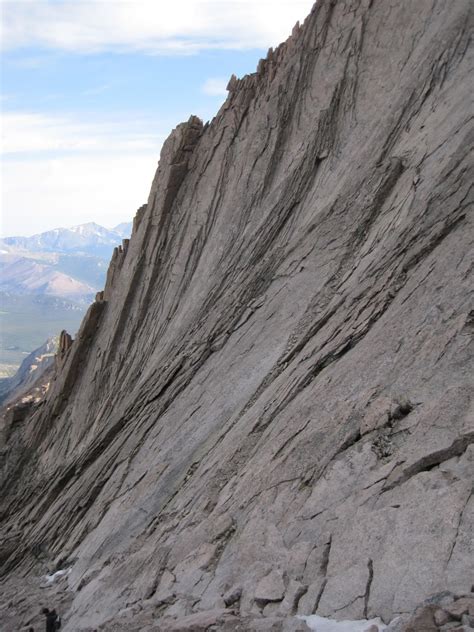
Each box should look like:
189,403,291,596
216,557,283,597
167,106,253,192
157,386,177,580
0,0,472,630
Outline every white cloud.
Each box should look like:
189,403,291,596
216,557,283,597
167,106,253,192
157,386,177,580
0,109,168,236
0,99,226,236
0,0,315,54
0,0,317,236
201,77,229,97
1,152,158,236
1,111,164,155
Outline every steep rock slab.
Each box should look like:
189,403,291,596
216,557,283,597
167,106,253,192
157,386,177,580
0,0,473,629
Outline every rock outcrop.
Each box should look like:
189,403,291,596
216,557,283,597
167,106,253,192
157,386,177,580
56,330,73,367
1,0,473,630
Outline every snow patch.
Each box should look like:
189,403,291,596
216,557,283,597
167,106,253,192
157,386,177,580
43,568,70,583
298,615,388,632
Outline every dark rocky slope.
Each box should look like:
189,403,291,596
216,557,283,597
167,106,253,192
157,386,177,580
1,0,473,629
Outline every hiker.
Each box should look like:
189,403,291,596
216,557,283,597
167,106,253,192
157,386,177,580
42,607,61,631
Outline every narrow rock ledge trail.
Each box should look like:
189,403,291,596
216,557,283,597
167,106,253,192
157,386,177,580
1,0,473,630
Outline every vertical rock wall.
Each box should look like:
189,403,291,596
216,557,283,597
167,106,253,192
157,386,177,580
0,0,473,629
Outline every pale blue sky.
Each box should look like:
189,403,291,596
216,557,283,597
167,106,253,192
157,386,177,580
0,0,314,237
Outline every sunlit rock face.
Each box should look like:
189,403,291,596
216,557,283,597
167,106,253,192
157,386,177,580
1,0,473,630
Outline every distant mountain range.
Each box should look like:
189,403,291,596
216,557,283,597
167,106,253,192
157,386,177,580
0,256,96,300
0,221,133,300
1,221,133,258
0,220,133,375
0,336,57,405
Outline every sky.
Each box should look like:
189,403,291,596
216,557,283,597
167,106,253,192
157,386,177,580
0,0,314,237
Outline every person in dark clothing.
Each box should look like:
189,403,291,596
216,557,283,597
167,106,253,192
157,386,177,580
42,607,60,631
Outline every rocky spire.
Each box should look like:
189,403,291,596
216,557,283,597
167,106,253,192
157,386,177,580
55,330,73,368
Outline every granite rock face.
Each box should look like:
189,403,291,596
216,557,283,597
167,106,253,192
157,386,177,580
1,0,473,629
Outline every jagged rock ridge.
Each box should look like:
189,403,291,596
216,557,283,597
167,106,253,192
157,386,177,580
0,0,473,630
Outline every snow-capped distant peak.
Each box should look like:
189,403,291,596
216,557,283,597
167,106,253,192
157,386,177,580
70,222,104,234
111,221,133,238
2,220,132,257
